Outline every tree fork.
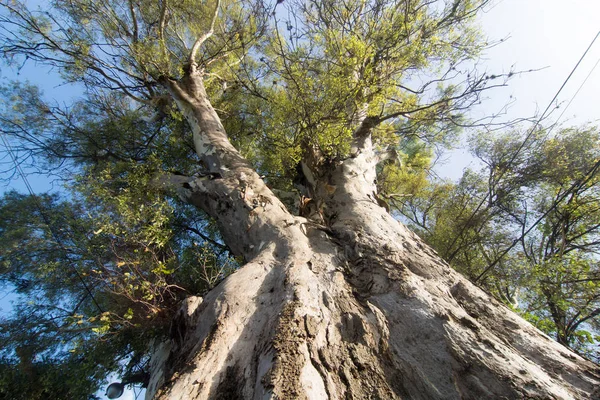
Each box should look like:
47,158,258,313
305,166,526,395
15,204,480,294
147,206,600,399
147,73,600,400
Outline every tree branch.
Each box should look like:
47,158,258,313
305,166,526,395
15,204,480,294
128,0,139,42
158,0,169,42
178,224,229,251
189,0,221,68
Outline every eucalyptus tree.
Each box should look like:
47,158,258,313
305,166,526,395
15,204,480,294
1,0,599,398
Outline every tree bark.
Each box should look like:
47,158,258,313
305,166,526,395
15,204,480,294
147,70,600,400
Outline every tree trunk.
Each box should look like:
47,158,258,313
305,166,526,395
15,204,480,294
148,69,600,400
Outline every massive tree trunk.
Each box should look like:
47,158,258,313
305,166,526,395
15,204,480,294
148,67,600,399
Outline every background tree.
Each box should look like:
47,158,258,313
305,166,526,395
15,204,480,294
0,0,599,398
396,126,600,360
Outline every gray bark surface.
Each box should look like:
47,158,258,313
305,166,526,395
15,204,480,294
148,68,600,400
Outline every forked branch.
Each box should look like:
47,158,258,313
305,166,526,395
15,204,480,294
189,0,222,69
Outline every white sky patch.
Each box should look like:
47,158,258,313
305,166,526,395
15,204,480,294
475,0,600,125
435,0,600,180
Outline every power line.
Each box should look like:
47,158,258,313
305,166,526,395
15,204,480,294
553,56,600,127
444,29,600,263
0,133,103,314
536,30,600,125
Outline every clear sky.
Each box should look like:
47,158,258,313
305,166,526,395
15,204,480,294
440,0,600,179
479,0,600,124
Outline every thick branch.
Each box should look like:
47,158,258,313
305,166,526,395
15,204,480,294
350,115,379,155
189,0,221,68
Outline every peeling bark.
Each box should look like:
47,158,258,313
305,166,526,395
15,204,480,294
147,70,600,400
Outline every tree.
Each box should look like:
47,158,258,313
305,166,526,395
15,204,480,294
477,127,600,358
0,0,599,398
396,126,600,361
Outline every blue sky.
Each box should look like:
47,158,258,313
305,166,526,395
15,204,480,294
438,0,600,179
479,0,600,125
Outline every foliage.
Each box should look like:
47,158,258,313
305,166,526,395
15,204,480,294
0,186,233,395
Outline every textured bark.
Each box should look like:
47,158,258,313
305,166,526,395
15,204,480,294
147,69,600,399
